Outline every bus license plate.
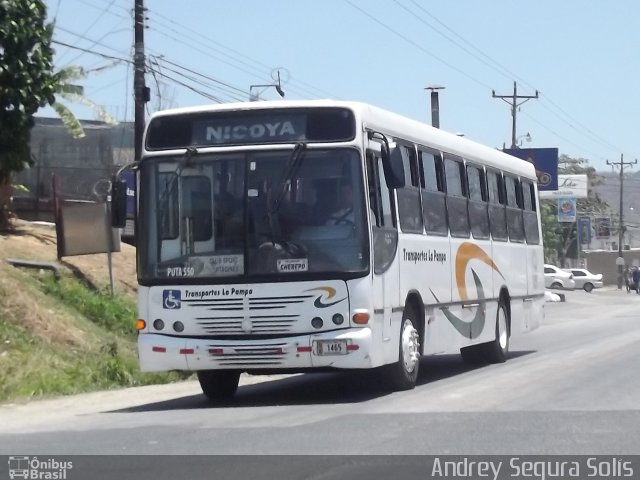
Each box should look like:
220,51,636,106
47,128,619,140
315,340,347,356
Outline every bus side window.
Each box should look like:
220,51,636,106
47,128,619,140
505,175,525,242
396,144,423,234
374,155,396,228
467,164,490,239
444,156,470,238
365,150,396,228
419,148,447,235
487,169,508,241
366,152,383,227
522,180,540,244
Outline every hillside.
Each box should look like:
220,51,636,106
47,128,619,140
0,220,184,403
1,220,137,298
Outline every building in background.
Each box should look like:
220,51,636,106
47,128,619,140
13,117,134,222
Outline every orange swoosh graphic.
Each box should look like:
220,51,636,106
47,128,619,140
455,242,502,301
305,286,336,299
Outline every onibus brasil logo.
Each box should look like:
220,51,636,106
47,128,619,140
8,456,73,479
431,242,504,339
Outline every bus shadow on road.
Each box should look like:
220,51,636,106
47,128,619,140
111,350,535,412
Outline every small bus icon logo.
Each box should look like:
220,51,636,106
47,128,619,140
8,456,29,480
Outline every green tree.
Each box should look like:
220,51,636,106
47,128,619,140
51,65,117,139
0,0,57,229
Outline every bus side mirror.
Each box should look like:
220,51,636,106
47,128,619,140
111,177,128,228
381,145,406,189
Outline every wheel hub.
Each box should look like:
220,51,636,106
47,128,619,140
401,322,420,373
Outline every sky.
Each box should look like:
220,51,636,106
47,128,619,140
42,0,640,172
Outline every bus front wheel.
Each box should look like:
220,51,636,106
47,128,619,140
382,306,420,391
197,370,241,401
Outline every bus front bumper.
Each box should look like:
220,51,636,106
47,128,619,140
138,328,374,372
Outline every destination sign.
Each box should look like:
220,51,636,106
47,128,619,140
146,108,356,150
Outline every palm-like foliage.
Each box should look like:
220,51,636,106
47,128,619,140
52,66,117,138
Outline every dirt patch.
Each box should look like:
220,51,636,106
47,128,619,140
1,219,137,300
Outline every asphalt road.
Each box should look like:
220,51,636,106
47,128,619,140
1,286,639,464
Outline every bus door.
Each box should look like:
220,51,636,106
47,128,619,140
366,149,399,355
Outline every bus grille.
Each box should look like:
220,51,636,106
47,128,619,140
191,294,311,335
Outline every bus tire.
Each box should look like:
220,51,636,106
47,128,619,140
382,306,420,391
197,370,241,401
482,300,509,363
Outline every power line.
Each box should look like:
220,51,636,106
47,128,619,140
147,58,246,103
51,39,132,64
58,0,120,65
344,0,493,90
382,0,627,158
146,66,225,103
157,57,249,99
148,9,338,100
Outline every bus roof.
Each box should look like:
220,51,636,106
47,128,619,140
147,100,536,179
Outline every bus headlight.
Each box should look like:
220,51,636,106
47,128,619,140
153,319,165,330
173,321,184,332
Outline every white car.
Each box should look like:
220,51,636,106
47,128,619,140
563,268,604,292
544,264,576,290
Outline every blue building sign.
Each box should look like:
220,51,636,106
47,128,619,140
503,148,559,191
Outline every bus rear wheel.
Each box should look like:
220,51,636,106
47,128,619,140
197,370,241,401
482,300,509,363
382,306,420,391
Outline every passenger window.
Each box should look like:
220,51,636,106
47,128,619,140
419,150,442,192
505,175,525,242
400,144,420,187
445,157,469,237
467,165,486,201
419,149,447,235
505,176,520,208
444,157,465,197
522,180,540,244
487,169,507,241
467,164,489,239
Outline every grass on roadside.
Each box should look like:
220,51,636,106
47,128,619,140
0,266,188,403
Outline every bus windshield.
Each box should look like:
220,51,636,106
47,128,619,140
137,147,369,282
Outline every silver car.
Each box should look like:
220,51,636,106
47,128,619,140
564,268,604,292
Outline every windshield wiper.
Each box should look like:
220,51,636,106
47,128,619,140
264,143,306,250
271,142,306,214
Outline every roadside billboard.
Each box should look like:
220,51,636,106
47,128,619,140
503,147,558,191
540,174,589,199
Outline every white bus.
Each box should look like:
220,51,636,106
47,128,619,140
112,100,544,401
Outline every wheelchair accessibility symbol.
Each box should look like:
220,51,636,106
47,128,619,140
163,290,181,309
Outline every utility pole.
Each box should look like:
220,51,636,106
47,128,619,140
492,81,539,148
606,154,637,289
134,0,149,162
